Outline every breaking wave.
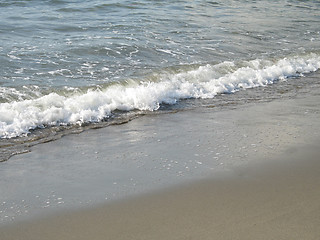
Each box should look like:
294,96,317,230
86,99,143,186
1,53,320,138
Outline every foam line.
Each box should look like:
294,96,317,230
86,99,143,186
1,53,319,138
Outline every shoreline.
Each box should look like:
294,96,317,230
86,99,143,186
1,76,320,239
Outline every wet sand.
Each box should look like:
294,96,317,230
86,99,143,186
1,144,320,240
1,81,320,239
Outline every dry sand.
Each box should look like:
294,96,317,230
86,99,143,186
1,81,320,239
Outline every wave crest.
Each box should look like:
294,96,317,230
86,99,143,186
1,53,320,138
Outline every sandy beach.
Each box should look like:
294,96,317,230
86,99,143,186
1,0,320,239
1,146,320,240
1,79,320,239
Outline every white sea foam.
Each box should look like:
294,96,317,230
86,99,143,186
1,54,320,138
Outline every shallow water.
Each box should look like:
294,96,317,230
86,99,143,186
1,0,320,160
1,73,320,224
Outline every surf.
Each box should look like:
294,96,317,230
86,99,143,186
1,53,320,139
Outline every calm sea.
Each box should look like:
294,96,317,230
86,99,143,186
1,0,320,161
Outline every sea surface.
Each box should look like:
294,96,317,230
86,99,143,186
1,0,320,161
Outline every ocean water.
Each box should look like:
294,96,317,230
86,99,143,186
1,0,320,161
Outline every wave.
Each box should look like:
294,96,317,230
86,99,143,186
1,53,320,138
